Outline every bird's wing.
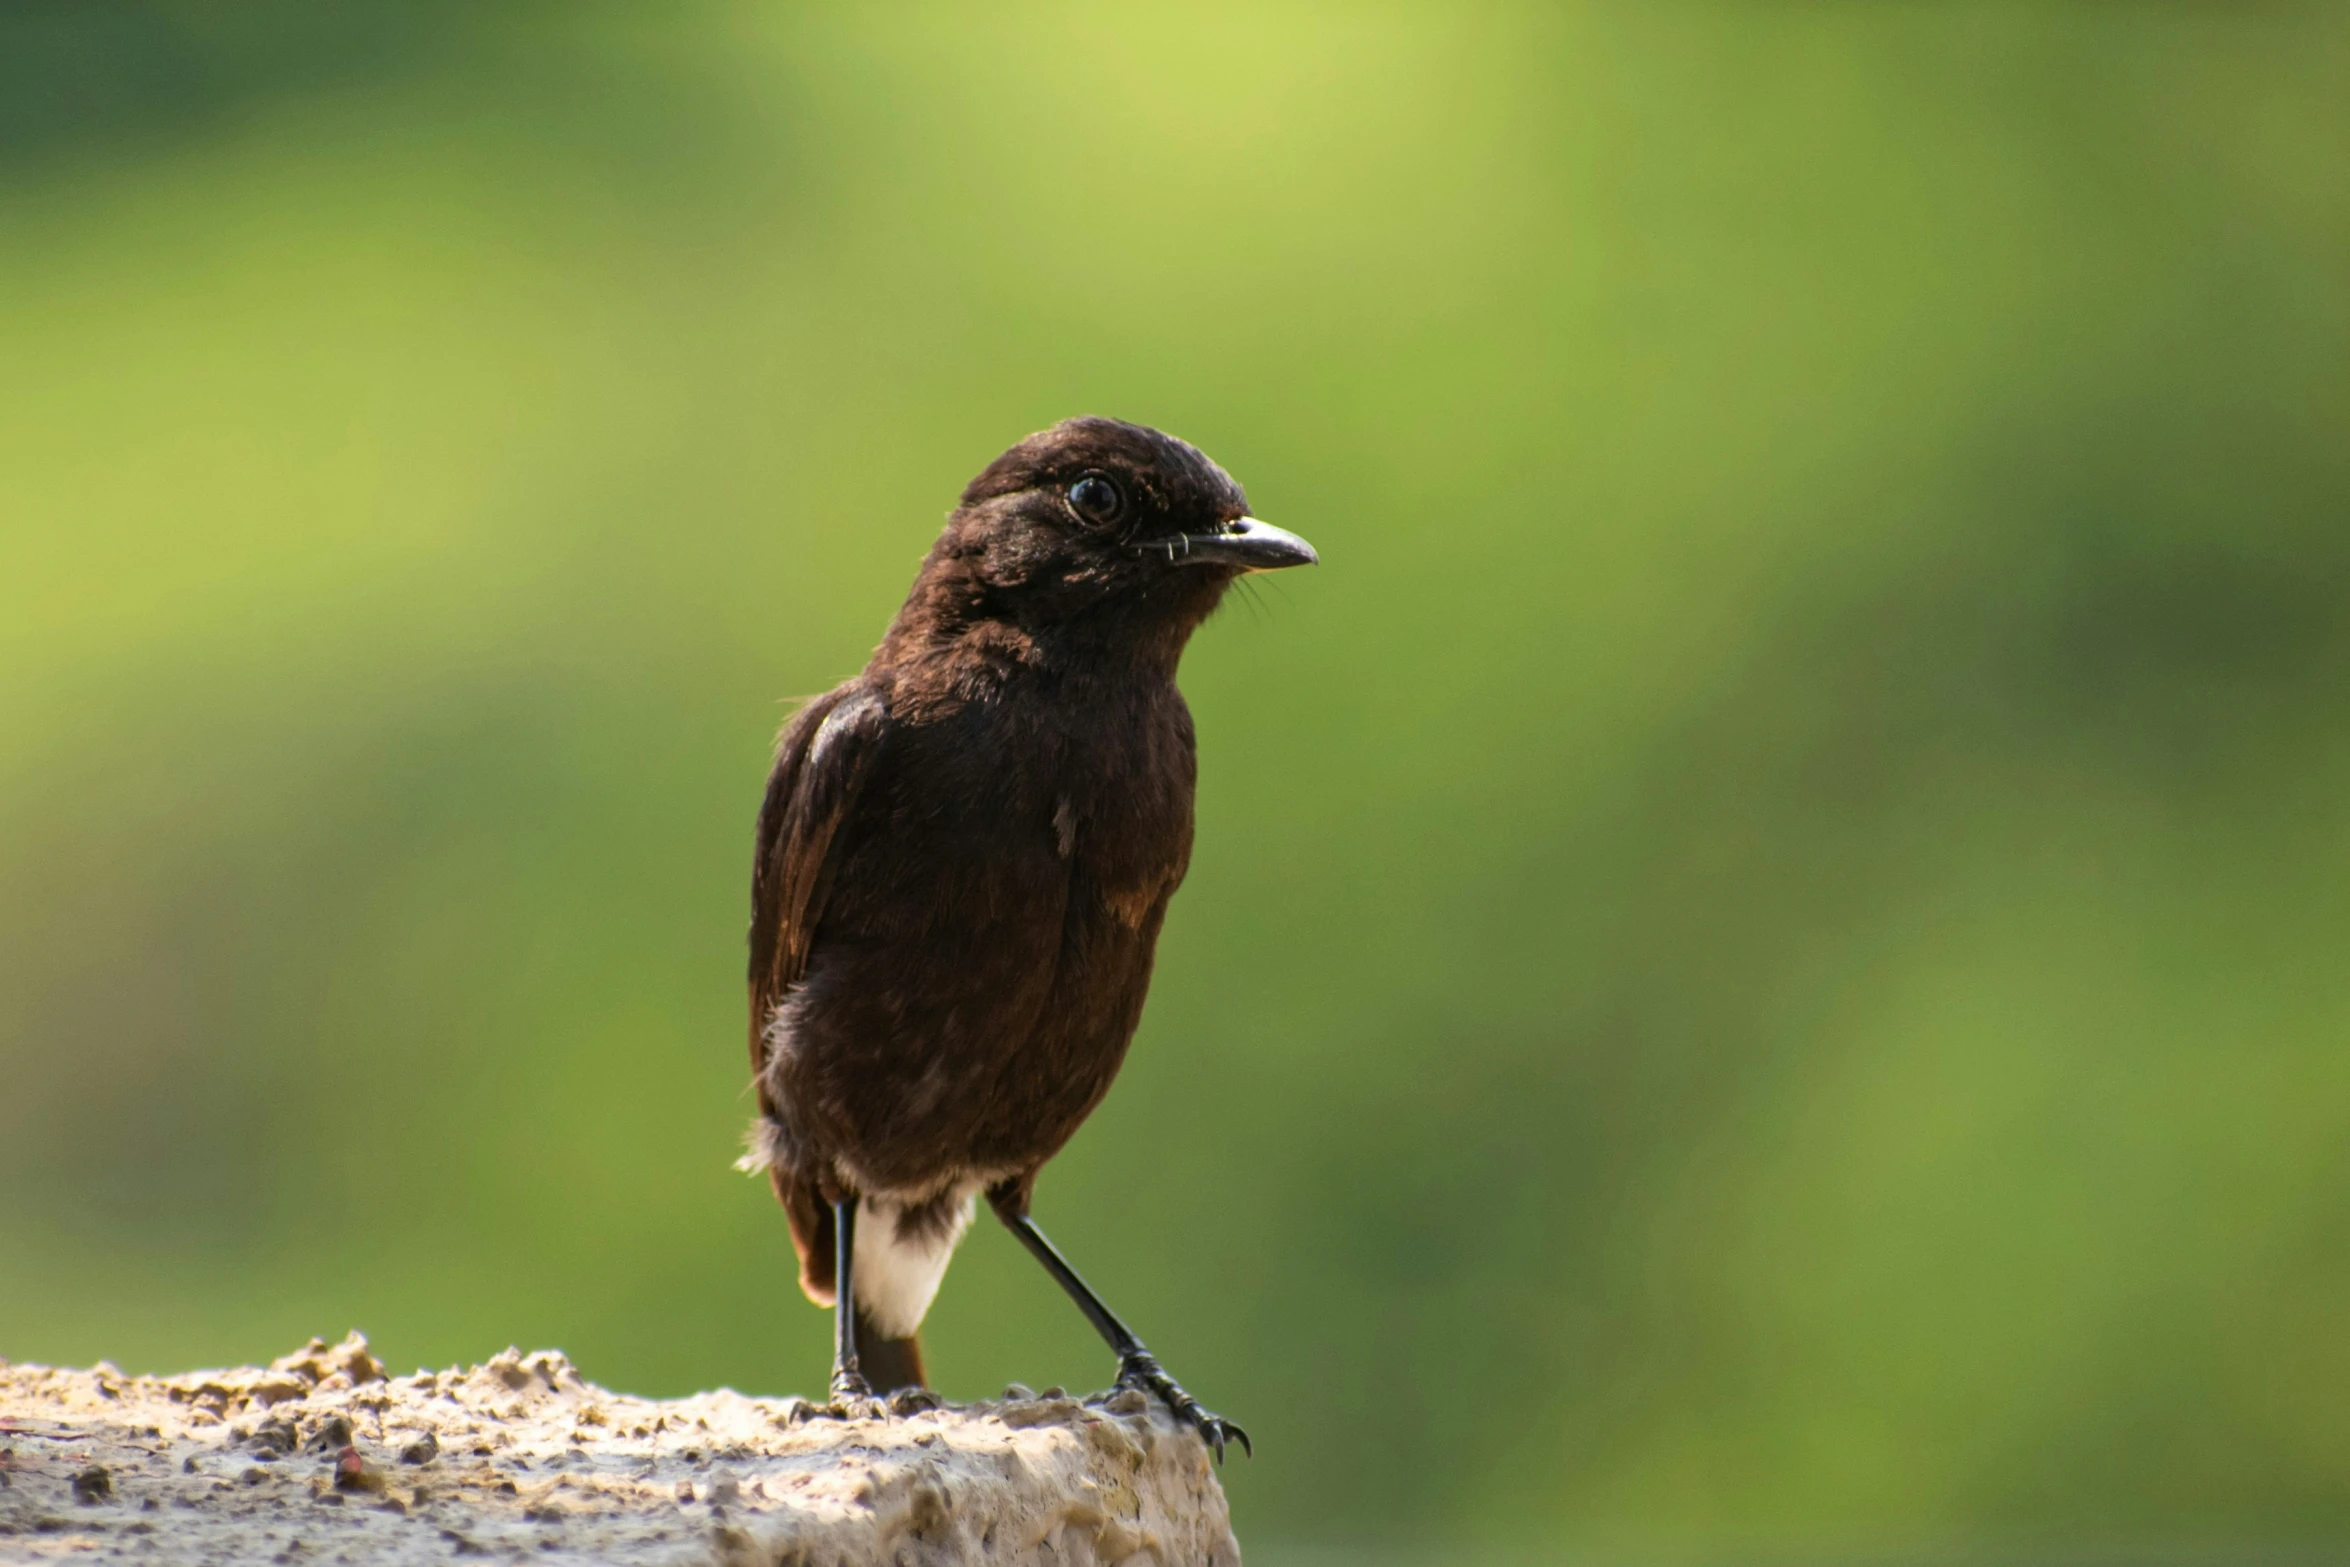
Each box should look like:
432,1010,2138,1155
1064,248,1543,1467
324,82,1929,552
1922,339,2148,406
748,684,889,1075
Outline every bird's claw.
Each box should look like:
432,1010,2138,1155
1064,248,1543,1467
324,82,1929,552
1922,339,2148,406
1117,1349,1250,1463
1191,1411,1251,1464
827,1368,883,1420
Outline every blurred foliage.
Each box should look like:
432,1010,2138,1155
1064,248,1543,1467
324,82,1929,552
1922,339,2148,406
4,3,2349,1560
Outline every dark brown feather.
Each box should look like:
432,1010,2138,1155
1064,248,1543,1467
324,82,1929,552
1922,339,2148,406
852,1313,926,1396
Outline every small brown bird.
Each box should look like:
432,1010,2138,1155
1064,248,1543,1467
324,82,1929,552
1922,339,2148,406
741,417,1315,1458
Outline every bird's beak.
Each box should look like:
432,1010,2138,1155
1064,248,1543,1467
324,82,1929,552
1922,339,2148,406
1156,515,1320,571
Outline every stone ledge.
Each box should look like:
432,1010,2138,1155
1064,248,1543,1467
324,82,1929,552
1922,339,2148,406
0,1333,1240,1565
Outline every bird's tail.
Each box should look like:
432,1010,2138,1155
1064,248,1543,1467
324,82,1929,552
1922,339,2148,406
774,1166,928,1394
854,1310,926,1395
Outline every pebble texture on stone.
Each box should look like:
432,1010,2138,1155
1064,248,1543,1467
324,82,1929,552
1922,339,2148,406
0,1333,1240,1565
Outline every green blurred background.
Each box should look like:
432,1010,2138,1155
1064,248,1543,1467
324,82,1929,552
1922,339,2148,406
5,3,2348,1560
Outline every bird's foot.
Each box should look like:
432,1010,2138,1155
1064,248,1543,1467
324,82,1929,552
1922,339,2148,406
887,1385,942,1416
827,1368,884,1420
1117,1349,1250,1462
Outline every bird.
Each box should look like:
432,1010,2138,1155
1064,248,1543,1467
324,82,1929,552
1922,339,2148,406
740,416,1315,1460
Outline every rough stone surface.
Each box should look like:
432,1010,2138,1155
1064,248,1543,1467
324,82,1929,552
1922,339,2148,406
0,1333,1240,1565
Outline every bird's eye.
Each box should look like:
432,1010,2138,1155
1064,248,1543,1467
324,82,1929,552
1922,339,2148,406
1068,473,1124,526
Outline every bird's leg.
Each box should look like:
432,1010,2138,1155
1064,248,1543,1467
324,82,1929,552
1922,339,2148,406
828,1197,879,1414
994,1200,1250,1462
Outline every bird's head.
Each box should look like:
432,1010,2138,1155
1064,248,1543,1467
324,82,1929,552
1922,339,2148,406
897,417,1316,657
